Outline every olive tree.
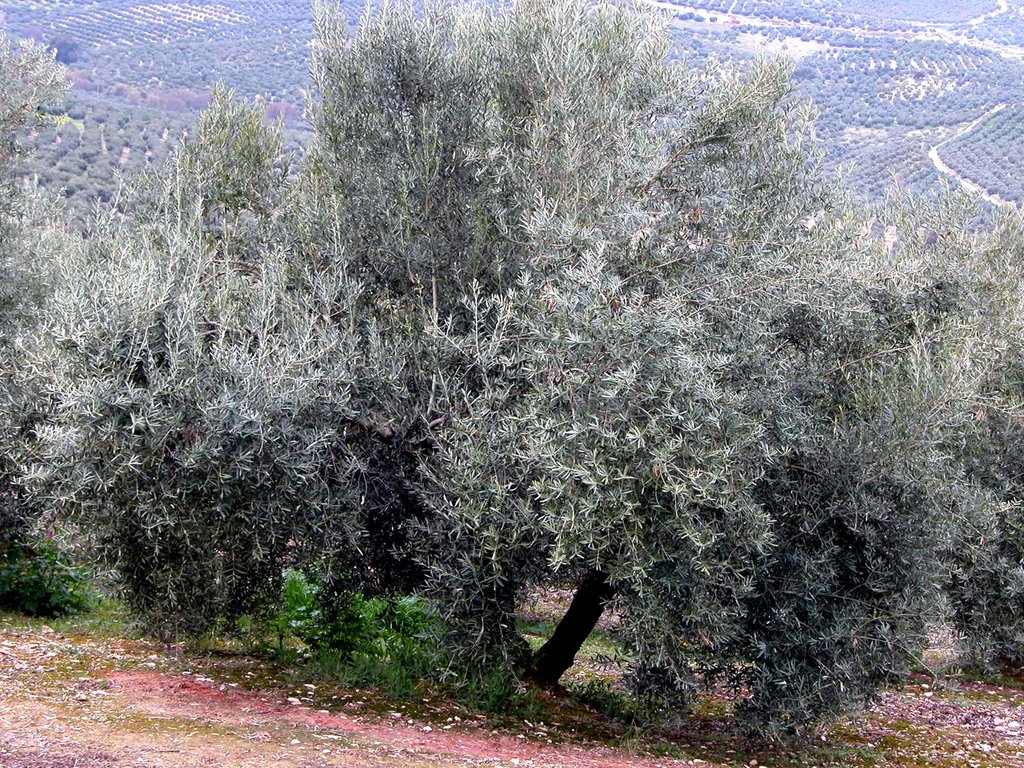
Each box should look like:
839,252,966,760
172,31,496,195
24,0,1017,738
730,191,1008,735
298,0,777,692
298,0,971,735
938,205,1024,670
22,91,370,639
0,38,66,556
0,37,66,340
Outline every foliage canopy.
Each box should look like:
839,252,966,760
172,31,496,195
11,0,1024,740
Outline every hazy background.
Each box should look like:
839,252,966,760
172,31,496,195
3,0,1023,215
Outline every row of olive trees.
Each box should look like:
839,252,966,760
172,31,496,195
4,0,1024,739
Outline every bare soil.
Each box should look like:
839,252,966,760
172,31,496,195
3,614,1024,767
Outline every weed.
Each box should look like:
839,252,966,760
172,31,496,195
567,678,641,723
0,539,92,618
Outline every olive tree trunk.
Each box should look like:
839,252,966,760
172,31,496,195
527,569,614,686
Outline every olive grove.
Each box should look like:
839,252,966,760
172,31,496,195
9,0,1024,740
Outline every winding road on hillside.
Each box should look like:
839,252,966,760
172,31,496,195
648,0,1024,62
963,0,1009,27
928,103,1014,206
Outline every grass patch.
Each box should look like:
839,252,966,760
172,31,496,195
0,596,127,638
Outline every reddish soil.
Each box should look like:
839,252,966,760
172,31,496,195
0,623,702,768
4,617,1024,767
102,668,695,767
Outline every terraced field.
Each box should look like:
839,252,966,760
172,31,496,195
941,102,1024,204
1,0,319,100
664,0,1024,202
2,0,1023,207
841,0,997,23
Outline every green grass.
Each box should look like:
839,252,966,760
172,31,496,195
0,596,127,638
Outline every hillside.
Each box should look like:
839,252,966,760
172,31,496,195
2,0,1023,211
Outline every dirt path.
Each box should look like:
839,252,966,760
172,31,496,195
4,618,1024,767
0,625,706,768
963,0,1009,28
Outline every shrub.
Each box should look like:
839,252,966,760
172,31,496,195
269,571,438,699
265,570,320,651
284,573,434,658
0,537,91,618
335,597,439,699
567,678,641,724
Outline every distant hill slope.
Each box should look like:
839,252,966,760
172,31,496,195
3,0,1022,211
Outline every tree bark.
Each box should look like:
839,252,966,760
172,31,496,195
527,569,614,686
